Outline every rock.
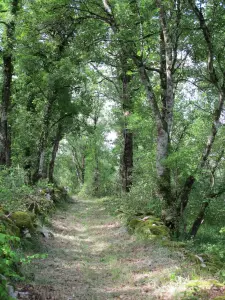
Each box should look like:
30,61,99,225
11,211,36,232
187,279,224,289
22,229,31,238
7,285,18,299
37,225,54,238
127,215,170,240
17,291,30,299
0,214,20,236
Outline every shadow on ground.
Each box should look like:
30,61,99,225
20,198,201,300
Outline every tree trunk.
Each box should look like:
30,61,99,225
0,0,19,166
122,130,133,192
81,154,85,184
101,0,134,193
133,59,173,207
72,149,86,186
32,96,55,183
48,123,63,183
121,68,133,192
177,88,225,227
93,115,100,195
157,0,175,208
189,201,209,238
171,1,225,234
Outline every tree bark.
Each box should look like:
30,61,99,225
0,0,19,166
189,201,209,238
48,123,63,183
177,1,225,227
133,57,173,207
72,147,86,186
121,68,133,192
101,0,134,193
93,115,100,195
32,96,55,183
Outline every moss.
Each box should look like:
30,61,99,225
11,211,36,231
0,214,20,236
187,279,224,289
213,296,225,300
178,279,225,299
161,240,186,248
127,218,142,231
179,289,209,300
185,251,224,271
127,216,170,240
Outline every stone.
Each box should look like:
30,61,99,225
7,285,18,299
127,215,170,240
37,225,54,238
11,211,36,231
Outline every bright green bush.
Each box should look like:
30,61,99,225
0,233,21,299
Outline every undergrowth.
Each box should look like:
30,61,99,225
0,167,68,299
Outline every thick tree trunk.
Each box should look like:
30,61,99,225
0,0,19,166
48,123,63,183
157,1,174,209
1,54,12,166
133,58,173,208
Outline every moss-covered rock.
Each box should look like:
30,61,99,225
127,215,170,240
0,216,20,237
185,251,224,271
127,218,142,231
178,280,225,299
0,207,20,236
11,211,36,231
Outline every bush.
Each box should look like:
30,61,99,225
0,233,21,299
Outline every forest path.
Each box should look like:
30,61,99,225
23,198,188,300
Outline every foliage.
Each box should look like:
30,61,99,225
0,167,33,212
1,0,225,290
0,232,47,300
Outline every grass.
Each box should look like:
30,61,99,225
18,196,225,299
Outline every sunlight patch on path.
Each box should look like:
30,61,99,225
22,198,193,300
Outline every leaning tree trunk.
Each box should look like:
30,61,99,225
189,201,209,238
0,0,19,166
176,1,225,235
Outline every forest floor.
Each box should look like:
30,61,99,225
19,197,225,300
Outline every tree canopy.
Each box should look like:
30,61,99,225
1,0,225,239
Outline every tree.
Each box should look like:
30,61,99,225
0,0,20,166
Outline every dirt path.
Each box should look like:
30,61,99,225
23,198,193,300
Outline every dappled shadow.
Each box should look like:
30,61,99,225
21,198,190,300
